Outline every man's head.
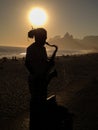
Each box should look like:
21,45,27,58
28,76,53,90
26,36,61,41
28,28,47,45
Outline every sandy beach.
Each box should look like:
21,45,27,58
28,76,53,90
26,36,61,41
0,53,98,130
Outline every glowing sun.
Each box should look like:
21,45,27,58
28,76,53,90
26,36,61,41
28,7,48,27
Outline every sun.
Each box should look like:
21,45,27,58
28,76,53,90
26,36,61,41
28,7,48,27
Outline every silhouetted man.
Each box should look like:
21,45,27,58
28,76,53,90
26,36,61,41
25,28,57,130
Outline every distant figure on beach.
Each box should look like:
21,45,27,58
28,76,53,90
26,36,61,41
25,28,58,130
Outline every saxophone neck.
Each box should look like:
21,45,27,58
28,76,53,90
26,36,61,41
45,42,58,51
45,42,58,61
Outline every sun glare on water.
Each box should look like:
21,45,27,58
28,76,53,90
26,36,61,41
28,7,48,27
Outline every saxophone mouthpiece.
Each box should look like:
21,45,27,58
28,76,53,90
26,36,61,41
45,42,50,46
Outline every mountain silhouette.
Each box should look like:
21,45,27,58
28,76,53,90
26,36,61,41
79,36,98,50
48,33,98,51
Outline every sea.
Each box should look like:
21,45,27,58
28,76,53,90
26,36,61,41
0,45,97,59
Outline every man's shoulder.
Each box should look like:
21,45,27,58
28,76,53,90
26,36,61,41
27,43,35,50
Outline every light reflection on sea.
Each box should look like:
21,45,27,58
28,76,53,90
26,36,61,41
0,46,97,59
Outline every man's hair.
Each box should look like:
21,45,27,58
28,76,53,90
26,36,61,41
28,28,47,39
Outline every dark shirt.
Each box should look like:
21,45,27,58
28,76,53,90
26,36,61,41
25,42,48,78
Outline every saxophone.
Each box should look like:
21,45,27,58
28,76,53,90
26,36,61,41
46,42,58,62
45,42,58,84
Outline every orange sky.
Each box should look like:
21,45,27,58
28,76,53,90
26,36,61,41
0,0,98,47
